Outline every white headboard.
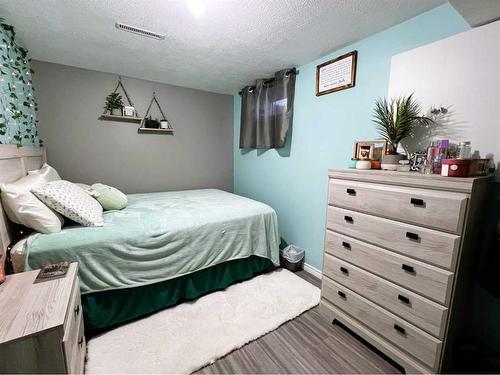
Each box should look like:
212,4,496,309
0,145,46,265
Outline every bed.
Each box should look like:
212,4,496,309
0,146,280,332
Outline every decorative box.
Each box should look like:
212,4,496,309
441,159,470,177
468,159,488,176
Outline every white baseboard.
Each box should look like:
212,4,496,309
303,262,322,279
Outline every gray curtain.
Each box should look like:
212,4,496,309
239,68,296,149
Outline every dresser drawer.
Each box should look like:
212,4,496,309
326,206,460,270
325,231,454,305
328,179,468,234
323,254,448,338
322,277,442,369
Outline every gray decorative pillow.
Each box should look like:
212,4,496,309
32,180,104,227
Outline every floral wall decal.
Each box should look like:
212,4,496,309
0,18,41,147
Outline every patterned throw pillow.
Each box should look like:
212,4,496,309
32,180,104,227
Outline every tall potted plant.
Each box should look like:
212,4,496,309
372,94,432,169
104,92,124,116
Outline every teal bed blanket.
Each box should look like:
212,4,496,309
26,189,280,294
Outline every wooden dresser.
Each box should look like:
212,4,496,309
0,263,86,373
319,169,492,373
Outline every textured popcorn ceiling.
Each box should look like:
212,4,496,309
0,0,445,94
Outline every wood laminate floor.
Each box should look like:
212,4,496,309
197,270,402,374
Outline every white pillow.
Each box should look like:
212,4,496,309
0,164,64,233
32,180,104,227
28,163,61,180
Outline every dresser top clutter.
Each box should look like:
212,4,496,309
320,168,492,373
329,168,489,193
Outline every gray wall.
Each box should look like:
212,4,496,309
32,61,233,193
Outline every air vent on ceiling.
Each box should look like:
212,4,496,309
115,22,165,40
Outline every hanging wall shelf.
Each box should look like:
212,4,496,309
98,114,143,123
98,76,142,124
138,92,174,135
137,127,173,134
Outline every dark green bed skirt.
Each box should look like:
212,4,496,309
82,256,275,333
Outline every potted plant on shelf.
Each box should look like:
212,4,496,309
104,92,124,116
372,94,433,170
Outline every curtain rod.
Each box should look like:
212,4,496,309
238,69,299,95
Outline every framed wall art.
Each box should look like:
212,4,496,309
316,50,357,96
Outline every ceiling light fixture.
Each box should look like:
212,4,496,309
187,0,206,18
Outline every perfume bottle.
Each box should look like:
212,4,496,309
421,159,433,174
457,141,472,159
433,139,449,175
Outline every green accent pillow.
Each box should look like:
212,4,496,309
91,183,127,211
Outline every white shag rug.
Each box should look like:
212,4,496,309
85,268,320,374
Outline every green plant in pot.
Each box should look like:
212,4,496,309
372,94,433,170
104,92,124,116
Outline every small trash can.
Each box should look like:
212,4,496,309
280,245,305,272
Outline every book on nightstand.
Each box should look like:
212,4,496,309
34,262,70,283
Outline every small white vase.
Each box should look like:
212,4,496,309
356,160,372,170
381,154,405,170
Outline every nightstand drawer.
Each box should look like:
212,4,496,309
323,254,448,338
67,317,85,375
63,277,85,374
322,277,442,370
326,206,460,270
325,231,454,305
328,179,467,234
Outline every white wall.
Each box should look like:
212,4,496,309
388,20,500,176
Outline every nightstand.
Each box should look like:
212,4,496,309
0,263,86,373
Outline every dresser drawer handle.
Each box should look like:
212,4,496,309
338,291,346,298
344,216,353,223
406,231,420,241
410,198,425,207
402,264,415,273
342,241,351,249
346,188,356,196
340,266,349,274
398,294,410,304
78,337,84,347
74,305,80,315
394,324,406,335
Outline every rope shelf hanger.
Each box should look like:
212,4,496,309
98,76,142,124
138,92,173,134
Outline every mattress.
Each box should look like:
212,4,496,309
26,189,280,294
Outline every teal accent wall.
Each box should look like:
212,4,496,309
0,20,40,146
233,3,470,270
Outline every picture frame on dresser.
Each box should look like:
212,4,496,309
319,168,493,373
353,140,387,161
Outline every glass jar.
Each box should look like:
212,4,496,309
458,141,471,159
